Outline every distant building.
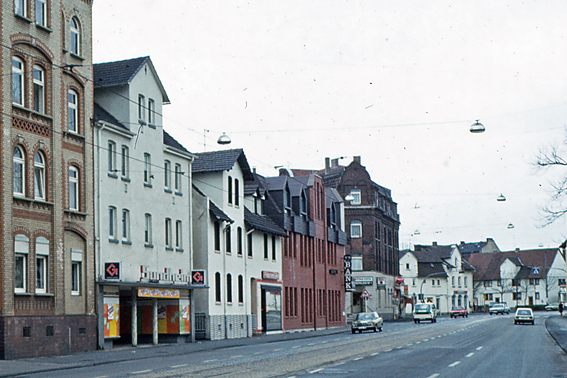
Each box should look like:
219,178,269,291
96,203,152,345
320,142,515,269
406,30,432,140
1,0,96,358
458,238,501,256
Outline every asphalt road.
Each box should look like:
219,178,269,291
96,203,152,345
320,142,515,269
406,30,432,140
15,314,567,378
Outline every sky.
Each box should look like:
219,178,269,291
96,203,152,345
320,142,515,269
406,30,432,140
92,0,567,252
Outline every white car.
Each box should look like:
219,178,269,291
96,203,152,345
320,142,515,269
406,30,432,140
351,312,383,333
413,303,437,323
489,303,510,315
514,307,534,325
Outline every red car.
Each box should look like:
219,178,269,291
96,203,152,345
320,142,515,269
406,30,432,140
450,306,468,318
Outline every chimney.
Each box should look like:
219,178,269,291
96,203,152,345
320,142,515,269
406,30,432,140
253,167,256,174
325,157,330,174
460,241,465,245
331,158,339,168
432,241,437,246
353,156,361,164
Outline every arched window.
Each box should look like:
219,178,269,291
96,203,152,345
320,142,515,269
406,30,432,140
34,151,46,200
228,176,233,204
12,57,24,105
215,272,221,302
237,227,242,256
14,234,29,293
226,225,231,253
238,275,244,303
68,166,79,210
70,17,80,55
214,221,220,251
226,273,232,303
13,145,25,196
33,65,45,113
68,89,78,132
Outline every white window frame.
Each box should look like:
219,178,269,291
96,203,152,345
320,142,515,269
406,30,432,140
71,248,82,296
68,89,78,133
174,164,182,192
165,218,172,248
34,151,46,200
14,234,29,293
144,153,151,184
144,213,152,245
12,57,24,105
70,17,80,56
13,145,25,196
122,209,130,242
148,99,154,125
138,94,145,122
164,160,171,190
35,0,46,26
350,221,362,238
108,141,116,173
15,0,26,17
351,189,361,205
121,146,129,178
175,220,182,249
69,166,79,211
33,65,45,113
352,254,363,271
109,206,117,240
35,255,47,294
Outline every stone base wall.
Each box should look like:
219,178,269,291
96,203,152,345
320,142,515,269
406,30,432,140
208,314,254,340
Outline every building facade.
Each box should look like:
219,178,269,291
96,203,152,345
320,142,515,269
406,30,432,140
94,57,195,348
1,0,95,358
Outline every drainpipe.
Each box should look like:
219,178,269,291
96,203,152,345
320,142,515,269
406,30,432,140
246,228,255,335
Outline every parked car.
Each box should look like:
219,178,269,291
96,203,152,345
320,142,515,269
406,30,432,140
413,303,437,323
489,303,510,315
545,303,559,311
450,306,468,318
514,307,534,325
351,312,383,333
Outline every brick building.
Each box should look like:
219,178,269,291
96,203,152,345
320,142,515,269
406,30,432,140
1,0,95,358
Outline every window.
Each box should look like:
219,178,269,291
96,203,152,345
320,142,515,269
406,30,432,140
121,146,129,178
458,277,461,287
122,209,130,242
36,255,47,294
464,277,468,287
226,274,232,303
234,178,239,206
264,233,268,259
406,263,410,270
238,275,244,304
144,213,152,245
175,221,182,249
174,164,181,192
68,90,78,132
14,234,29,293
13,145,25,196
247,233,253,257
352,254,363,271
215,272,221,302
164,160,171,189
228,176,233,204
226,225,231,253
214,221,220,251
284,185,291,213
452,277,456,287
69,166,79,211
108,206,117,240
165,218,172,248
272,235,276,261
71,261,81,295
143,153,151,184
138,95,145,121
535,279,540,285
560,279,566,286
12,57,24,105
34,151,46,200
33,65,44,113
148,99,154,125
350,221,362,238
513,292,521,300
70,17,80,55
237,227,242,256
108,141,116,173
15,0,26,16
535,292,540,300
35,0,46,26
351,189,361,205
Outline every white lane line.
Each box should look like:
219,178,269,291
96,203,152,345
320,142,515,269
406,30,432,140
371,352,380,356
204,359,218,362
354,357,364,361
171,364,188,368
396,346,403,349
384,348,393,352
466,353,474,358
416,341,421,344
476,346,483,351
308,343,317,346
254,352,262,355
407,343,413,346
231,355,243,358
427,374,440,378
335,362,346,366
310,368,324,374
131,370,152,375
292,345,301,349
274,349,282,352
423,338,429,341
449,361,461,367
321,341,328,344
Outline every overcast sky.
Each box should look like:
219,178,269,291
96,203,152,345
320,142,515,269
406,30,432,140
93,0,567,252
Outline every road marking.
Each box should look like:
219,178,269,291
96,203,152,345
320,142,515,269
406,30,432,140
423,338,429,341
416,341,421,344
476,346,483,351
254,352,263,355
449,361,461,367
354,357,364,361
204,359,218,362
427,374,440,378
231,355,243,358
171,364,188,368
466,353,474,358
310,368,324,374
292,345,301,349
407,343,413,346
274,349,282,352
321,341,328,344
384,348,393,352
371,352,380,356
308,343,317,346
335,362,346,366
396,346,403,349
131,370,152,375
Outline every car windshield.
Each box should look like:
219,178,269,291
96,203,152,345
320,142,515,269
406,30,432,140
492,304,504,307
357,313,376,320
517,310,531,316
415,304,430,311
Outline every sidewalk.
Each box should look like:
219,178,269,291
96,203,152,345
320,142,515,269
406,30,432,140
0,326,349,377
546,314,567,354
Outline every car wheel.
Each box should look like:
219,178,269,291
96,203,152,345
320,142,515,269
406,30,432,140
489,313,492,315
417,320,420,323
379,327,382,332
359,330,362,333
531,321,535,325
373,327,377,332
514,321,517,324
352,329,355,334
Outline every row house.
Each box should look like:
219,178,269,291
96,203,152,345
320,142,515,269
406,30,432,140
1,0,96,358
467,248,567,309
399,243,474,314
93,57,195,348
262,172,347,331
191,149,287,340
296,156,400,319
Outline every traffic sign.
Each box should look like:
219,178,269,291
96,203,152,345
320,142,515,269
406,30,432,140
360,288,371,299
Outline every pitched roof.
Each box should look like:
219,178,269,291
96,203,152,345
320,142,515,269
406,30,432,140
244,207,287,237
458,241,488,254
209,201,232,223
263,176,288,191
418,262,447,277
93,56,170,103
163,130,190,155
93,103,128,131
413,244,454,263
192,149,253,180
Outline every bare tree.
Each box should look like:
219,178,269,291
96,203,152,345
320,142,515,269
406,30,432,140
536,134,567,225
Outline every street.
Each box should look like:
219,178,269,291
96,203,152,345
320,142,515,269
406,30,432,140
13,313,567,378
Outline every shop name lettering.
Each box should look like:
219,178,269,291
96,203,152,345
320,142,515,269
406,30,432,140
140,266,190,283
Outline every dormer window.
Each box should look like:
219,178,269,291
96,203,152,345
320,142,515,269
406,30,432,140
299,191,307,218
351,189,361,205
284,185,291,213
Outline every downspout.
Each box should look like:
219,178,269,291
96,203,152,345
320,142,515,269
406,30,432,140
246,228,255,335
94,121,104,349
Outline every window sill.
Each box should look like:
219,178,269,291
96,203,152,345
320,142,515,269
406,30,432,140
175,248,184,253
237,254,243,258
108,173,118,179
69,52,84,61
122,241,132,245
148,124,156,129
71,292,81,296
34,292,53,296
14,292,31,296
144,183,152,188
15,14,32,23
121,177,131,182
65,209,88,217
175,192,183,196
165,189,173,194
144,243,154,249
35,23,52,33
63,130,85,140
109,239,119,244
166,247,174,251
139,120,147,126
